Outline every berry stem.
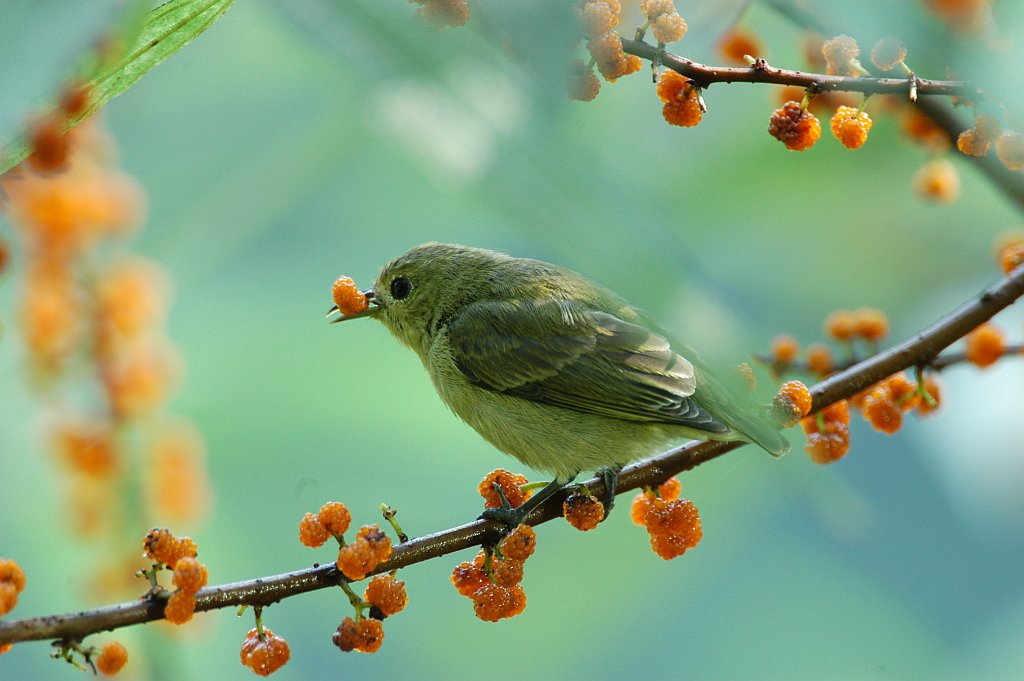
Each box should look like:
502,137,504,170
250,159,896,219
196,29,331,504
380,504,409,543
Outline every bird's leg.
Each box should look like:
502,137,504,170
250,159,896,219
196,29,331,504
479,476,575,529
596,466,622,519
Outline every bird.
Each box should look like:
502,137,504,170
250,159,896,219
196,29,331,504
329,243,788,526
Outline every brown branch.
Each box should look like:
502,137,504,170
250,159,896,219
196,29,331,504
620,38,978,98
3,264,1024,648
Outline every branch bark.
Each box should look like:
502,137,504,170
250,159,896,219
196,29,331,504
3,263,1024,648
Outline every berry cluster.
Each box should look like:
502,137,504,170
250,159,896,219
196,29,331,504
0,557,26,619
337,525,394,582
630,477,702,560
333,616,385,653
331,275,368,317
240,625,291,676
562,489,605,531
769,100,822,151
142,528,208,625
801,400,852,464
450,523,535,621
657,71,702,128
772,380,813,428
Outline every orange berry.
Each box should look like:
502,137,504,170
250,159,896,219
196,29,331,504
656,70,687,103
900,107,951,151
862,388,902,434
451,559,489,597
51,420,120,478
658,476,681,500
622,55,643,77
0,583,18,617
804,424,851,464
913,158,960,204
332,617,360,652
567,60,600,102
171,557,208,594
768,101,821,151
354,618,385,653
95,256,170,339
995,130,1024,171
998,242,1024,274
650,532,700,559
644,498,701,539
26,114,70,173
589,31,629,82
331,276,368,317
829,105,872,149
974,114,1001,142
882,372,919,411
854,307,889,342
103,338,182,419
562,491,604,531
472,583,527,621
631,492,654,526
579,2,620,38
337,525,392,581
0,558,26,594
240,627,290,675
916,375,942,415
662,90,702,128
163,589,196,624
168,537,198,567
95,641,128,676
821,34,860,76
717,26,764,64
490,558,525,587
771,334,799,363
957,128,990,157
640,0,675,20
774,380,812,426
479,469,532,509
870,36,906,71
364,574,408,616
825,309,856,341
299,512,331,548
145,417,210,525
499,523,537,561
805,343,833,376
964,322,1005,368
317,501,352,536
143,528,178,564
652,13,687,44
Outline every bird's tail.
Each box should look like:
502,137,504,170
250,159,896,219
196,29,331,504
693,366,791,458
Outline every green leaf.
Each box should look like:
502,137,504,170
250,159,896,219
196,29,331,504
0,0,234,174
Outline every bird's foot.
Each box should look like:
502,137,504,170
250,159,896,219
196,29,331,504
596,466,621,520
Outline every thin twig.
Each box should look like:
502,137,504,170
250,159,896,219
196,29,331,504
3,264,1024,647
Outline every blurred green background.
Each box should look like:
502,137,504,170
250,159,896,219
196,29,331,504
3,1,1024,679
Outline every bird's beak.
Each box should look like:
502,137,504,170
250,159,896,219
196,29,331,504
326,289,378,323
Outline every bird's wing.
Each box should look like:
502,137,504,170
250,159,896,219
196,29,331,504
446,298,729,433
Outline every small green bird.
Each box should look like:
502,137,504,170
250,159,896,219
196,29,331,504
330,243,787,526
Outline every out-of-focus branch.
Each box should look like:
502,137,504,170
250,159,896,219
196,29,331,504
3,263,1024,648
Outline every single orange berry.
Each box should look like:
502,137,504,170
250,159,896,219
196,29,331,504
821,34,860,75
143,528,178,565
957,128,991,157
631,492,654,526
472,583,527,621
913,158,960,204
662,92,702,128
168,537,198,567
0,558,26,594
771,334,800,363
804,424,851,464
95,641,128,676
364,574,408,616
774,380,812,426
499,523,537,561
171,557,208,594
299,512,331,548
805,343,833,376
332,617,360,652
644,498,702,539
479,469,532,509
491,557,525,587
589,31,629,82
974,114,1002,142
862,388,902,434
331,276,368,317
717,26,764,64
579,2,619,38
825,309,856,341
829,105,872,149
870,36,906,71
656,70,687,103
768,101,821,151
651,13,687,44
562,491,604,531
451,560,489,597
317,501,352,536
658,476,681,500
163,589,196,624
882,372,919,411
964,322,1005,368
240,627,290,675
0,583,18,618
567,59,601,102
355,618,385,653
996,130,1024,171
854,307,889,342
998,242,1024,274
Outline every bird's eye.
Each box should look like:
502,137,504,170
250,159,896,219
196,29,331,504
390,276,412,300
